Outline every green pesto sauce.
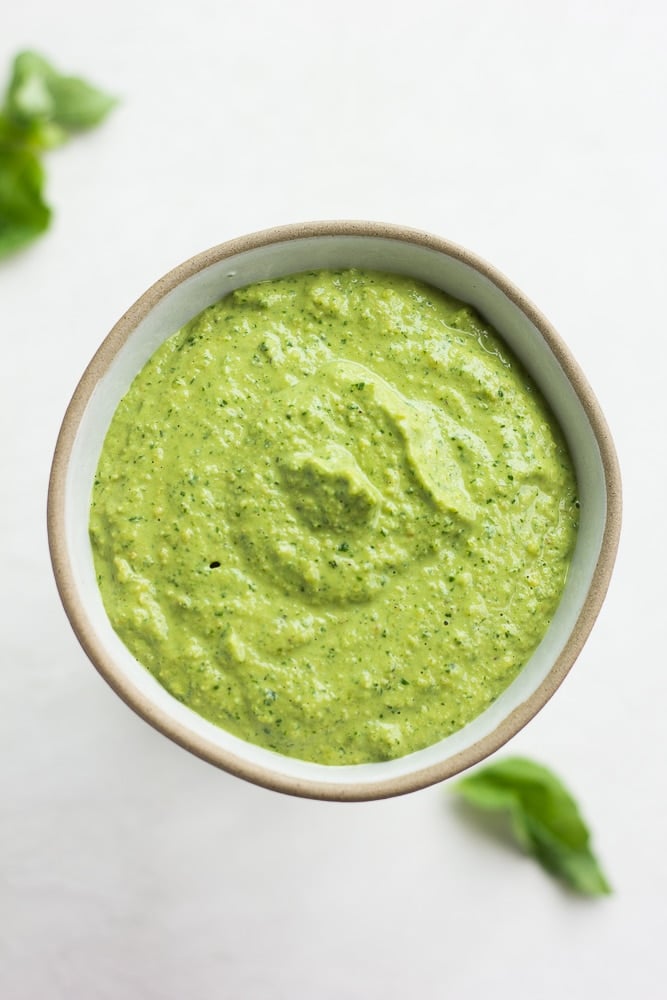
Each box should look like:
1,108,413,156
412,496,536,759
90,270,579,764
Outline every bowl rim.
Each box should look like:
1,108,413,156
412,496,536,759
47,220,622,801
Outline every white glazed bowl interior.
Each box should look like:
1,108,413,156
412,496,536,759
50,223,620,800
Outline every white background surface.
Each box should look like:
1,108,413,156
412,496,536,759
2,2,665,997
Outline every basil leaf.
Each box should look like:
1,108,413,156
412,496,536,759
0,140,51,258
7,51,116,132
454,756,612,897
0,50,116,259
47,74,117,130
7,54,53,123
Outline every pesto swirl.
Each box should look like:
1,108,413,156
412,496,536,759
233,357,478,604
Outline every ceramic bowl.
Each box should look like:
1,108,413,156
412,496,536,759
48,221,621,800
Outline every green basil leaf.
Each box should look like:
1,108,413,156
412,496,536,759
47,74,117,129
28,120,70,151
6,50,116,132
6,51,55,125
454,756,612,897
0,141,51,258
523,814,612,897
0,50,116,260
0,109,67,154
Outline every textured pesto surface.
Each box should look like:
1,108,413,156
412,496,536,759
90,270,579,764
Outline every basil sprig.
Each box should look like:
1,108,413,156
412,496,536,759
0,51,116,259
454,756,612,897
